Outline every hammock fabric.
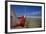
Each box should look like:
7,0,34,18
16,16,26,27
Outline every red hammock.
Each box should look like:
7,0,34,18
16,16,26,27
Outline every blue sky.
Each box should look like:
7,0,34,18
10,5,42,17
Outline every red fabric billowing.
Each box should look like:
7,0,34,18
16,16,25,27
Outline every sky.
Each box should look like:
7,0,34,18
10,5,42,17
